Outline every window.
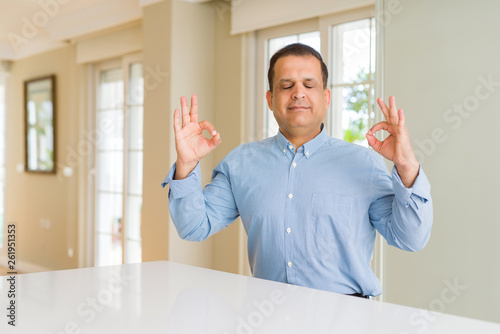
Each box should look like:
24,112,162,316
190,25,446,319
93,54,143,266
265,32,321,138
257,9,377,146
253,7,383,296
257,18,320,139
330,18,376,146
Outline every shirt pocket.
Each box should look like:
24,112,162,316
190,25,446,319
311,193,352,241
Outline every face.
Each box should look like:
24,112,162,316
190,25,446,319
266,55,331,137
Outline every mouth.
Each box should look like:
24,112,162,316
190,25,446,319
287,106,310,111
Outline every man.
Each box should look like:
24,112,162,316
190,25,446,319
161,43,432,298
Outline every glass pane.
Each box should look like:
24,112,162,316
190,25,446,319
97,109,124,151
27,128,37,170
98,68,124,110
95,62,143,267
125,239,142,264
298,31,321,53
97,151,123,193
126,61,143,266
268,35,298,67
127,151,143,196
128,63,144,106
25,78,55,173
267,33,321,78
332,85,371,146
266,110,280,138
96,232,122,267
125,195,142,241
332,19,372,85
127,106,143,150
370,18,376,82
330,18,376,147
96,192,123,234
265,32,321,138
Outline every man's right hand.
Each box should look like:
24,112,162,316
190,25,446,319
173,95,221,180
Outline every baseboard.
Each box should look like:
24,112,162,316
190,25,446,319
0,255,52,274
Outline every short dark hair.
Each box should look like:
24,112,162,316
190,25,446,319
267,43,328,93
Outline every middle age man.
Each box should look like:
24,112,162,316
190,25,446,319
162,43,433,298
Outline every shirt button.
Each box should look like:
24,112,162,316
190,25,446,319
288,193,293,199
283,149,286,153
292,162,297,167
287,227,291,234
289,145,293,150
287,261,293,267
305,152,310,156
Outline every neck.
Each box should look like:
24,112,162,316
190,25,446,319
280,126,322,152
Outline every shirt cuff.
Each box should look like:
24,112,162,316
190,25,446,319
392,165,431,208
160,162,201,199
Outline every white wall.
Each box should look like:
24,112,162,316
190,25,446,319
211,8,246,275
168,0,215,267
141,0,216,269
382,0,500,323
3,46,81,271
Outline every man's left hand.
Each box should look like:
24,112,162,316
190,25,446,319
366,96,420,188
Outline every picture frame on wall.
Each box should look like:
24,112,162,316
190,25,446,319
24,75,56,174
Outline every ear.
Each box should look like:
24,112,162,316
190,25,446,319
324,88,331,108
266,90,273,111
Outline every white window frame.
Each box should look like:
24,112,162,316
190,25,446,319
89,52,143,267
247,5,385,301
256,18,319,140
319,6,378,140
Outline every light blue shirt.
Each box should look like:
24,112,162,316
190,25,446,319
161,125,433,296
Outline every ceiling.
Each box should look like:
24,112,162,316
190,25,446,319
0,0,210,61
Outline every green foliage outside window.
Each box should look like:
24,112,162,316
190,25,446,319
343,69,371,144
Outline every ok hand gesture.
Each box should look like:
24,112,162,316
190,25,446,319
173,95,221,179
366,96,420,188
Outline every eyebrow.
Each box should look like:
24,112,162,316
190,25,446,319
279,78,318,84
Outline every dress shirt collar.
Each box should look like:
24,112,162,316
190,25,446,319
276,123,327,159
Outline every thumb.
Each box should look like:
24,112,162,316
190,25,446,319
366,132,383,152
205,130,222,151
207,132,222,149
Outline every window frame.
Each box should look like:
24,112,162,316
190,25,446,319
250,5,385,300
90,52,143,267
319,6,377,140
256,18,319,140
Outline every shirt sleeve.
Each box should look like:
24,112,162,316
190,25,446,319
160,161,240,242
368,155,433,252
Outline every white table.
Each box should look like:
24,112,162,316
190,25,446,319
1,261,499,333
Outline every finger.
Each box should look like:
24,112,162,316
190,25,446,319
180,96,190,126
398,108,405,127
366,131,383,152
199,120,218,137
388,96,399,124
191,95,198,124
208,132,222,149
368,121,389,135
173,108,181,133
377,97,390,120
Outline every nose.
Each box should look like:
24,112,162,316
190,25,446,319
292,84,306,100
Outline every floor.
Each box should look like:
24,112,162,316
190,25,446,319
0,266,22,276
